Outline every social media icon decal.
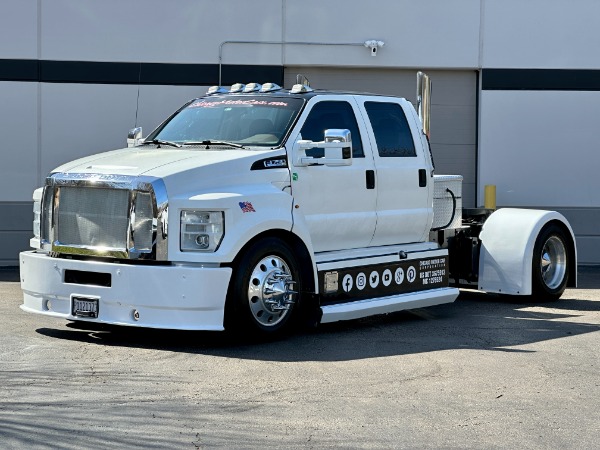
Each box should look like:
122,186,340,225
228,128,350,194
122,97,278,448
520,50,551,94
382,269,392,287
320,258,447,301
395,267,405,285
356,272,367,291
342,274,353,292
407,266,416,283
369,271,380,289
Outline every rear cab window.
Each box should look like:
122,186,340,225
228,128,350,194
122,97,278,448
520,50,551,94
364,101,416,157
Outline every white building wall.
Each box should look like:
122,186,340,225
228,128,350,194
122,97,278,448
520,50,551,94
479,90,600,265
0,0,38,59
1,0,599,264
0,82,39,202
478,0,600,263
479,91,600,208
283,0,480,68
40,0,283,64
481,0,600,69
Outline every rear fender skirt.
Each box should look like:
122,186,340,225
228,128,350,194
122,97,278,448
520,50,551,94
478,208,577,295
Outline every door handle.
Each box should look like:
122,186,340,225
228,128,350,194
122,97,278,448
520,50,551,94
366,170,375,189
418,168,427,187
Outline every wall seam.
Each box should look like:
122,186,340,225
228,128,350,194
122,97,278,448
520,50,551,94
36,0,42,187
478,0,485,69
281,0,286,68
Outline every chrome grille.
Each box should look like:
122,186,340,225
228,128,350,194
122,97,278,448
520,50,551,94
57,187,129,248
132,192,153,251
41,174,168,260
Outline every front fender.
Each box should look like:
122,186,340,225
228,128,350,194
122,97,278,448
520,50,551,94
478,208,577,295
168,184,296,263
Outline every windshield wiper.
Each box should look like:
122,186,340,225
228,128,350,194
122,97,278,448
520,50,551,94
183,140,245,149
143,138,181,148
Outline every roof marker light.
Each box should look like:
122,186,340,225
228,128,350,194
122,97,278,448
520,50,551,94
290,84,314,94
260,83,282,93
243,83,262,93
207,86,228,95
230,83,245,93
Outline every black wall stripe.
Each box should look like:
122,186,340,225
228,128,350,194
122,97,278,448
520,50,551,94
7,61,597,92
0,59,284,86
482,69,600,91
0,59,39,81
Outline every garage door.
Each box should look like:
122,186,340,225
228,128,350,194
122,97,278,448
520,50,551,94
284,67,478,207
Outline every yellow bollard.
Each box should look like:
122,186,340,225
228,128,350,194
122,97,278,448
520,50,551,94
484,185,496,210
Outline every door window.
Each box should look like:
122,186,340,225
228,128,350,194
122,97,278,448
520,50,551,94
300,101,364,158
365,102,416,157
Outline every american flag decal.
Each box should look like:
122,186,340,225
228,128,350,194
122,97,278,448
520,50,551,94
239,201,256,213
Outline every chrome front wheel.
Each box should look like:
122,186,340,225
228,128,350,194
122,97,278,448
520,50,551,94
247,255,297,327
226,237,302,336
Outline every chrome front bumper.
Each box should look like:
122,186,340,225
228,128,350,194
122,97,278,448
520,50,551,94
20,251,232,331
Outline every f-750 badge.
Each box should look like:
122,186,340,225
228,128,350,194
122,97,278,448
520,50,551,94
264,159,286,168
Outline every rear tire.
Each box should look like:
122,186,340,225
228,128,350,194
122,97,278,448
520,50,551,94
225,237,302,337
530,224,569,301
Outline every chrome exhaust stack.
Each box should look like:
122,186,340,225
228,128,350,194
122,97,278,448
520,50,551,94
416,71,432,139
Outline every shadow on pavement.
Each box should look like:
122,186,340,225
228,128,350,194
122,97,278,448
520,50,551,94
35,286,600,363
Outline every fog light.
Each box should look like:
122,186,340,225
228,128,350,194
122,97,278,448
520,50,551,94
195,234,209,249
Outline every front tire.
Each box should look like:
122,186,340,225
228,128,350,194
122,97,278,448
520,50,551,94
225,237,302,337
531,224,569,301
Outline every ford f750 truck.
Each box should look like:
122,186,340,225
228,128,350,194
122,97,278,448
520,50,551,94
20,74,577,336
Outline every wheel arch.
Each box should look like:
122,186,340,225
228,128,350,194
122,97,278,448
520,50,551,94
223,228,320,331
478,208,577,295
227,228,317,293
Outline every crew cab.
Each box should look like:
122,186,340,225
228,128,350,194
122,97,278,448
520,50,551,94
19,76,577,336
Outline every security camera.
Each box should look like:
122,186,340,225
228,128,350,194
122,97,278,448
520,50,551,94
364,40,385,57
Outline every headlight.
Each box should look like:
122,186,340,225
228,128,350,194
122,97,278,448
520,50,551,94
180,210,224,252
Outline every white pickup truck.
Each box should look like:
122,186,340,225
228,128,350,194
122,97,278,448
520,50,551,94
20,75,577,336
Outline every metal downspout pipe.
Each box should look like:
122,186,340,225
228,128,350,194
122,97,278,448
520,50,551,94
218,40,375,85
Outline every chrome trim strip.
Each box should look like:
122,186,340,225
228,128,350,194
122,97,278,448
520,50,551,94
51,244,129,259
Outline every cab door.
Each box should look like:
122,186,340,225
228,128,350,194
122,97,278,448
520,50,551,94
357,97,433,246
289,96,377,253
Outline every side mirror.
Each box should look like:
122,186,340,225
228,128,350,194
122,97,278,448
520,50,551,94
295,128,353,167
324,129,352,160
127,127,143,147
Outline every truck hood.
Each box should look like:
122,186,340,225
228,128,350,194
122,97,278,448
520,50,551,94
52,146,277,179
50,146,291,198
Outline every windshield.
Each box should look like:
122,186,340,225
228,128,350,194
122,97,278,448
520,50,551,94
147,96,305,147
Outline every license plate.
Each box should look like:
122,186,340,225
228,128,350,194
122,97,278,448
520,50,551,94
72,297,99,318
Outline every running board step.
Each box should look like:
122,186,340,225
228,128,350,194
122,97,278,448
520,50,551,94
320,287,459,324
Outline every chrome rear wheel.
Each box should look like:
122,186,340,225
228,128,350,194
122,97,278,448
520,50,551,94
540,235,567,290
531,224,570,301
